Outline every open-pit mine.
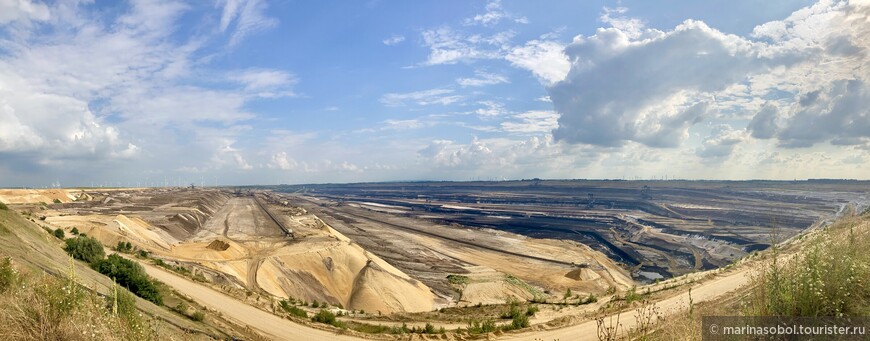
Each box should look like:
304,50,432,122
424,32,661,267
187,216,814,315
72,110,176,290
2,179,866,334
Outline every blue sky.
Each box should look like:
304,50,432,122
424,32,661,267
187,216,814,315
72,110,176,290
0,0,868,187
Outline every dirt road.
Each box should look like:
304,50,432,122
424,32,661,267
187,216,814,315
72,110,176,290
501,266,753,340
138,260,362,341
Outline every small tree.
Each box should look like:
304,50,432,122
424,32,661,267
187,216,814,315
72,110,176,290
70,227,79,235
53,228,65,239
64,235,105,264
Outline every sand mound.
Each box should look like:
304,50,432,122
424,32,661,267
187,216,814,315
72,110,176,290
207,240,231,251
565,268,601,281
172,239,248,261
257,240,435,314
0,189,76,204
113,215,177,250
348,260,435,314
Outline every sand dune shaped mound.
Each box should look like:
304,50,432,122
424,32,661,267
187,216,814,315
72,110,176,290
565,268,601,281
348,259,435,314
113,214,178,250
257,240,435,314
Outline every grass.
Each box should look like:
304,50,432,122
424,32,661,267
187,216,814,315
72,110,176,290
447,274,469,285
648,215,870,340
0,255,160,340
745,219,870,317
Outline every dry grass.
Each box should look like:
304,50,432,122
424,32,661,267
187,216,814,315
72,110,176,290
648,213,870,340
0,256,161,341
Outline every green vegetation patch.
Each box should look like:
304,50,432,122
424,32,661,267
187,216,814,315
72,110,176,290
278,299,308,318
93,254,163,305
311,309,346,329
63,235,105,264
447,274,470,285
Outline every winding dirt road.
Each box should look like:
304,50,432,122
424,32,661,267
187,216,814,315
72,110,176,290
502,266,752,340
138,260,361,341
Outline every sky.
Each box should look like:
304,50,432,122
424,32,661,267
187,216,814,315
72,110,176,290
1,0,868,187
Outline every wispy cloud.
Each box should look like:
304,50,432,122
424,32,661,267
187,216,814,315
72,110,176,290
218,0,278,47
383,34,405,45
380,88,463,106
457,71,509,87
464,0,527,27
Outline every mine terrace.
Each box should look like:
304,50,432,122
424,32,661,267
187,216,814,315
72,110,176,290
271,179,867,283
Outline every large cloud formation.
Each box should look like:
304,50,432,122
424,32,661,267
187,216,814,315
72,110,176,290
549,1,870,153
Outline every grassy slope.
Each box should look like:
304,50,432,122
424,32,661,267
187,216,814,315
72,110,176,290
0,208,225,340
650,210,870,340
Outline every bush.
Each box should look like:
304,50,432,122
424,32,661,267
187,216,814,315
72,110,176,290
467,319,497,334
624,286,642,303
53,228,65,239
0,202,7,210
311,309,336,324
190,310,205,322
0,256,18,293
115,241,133,253
92,254,162,305
70,227,79,235
311,300,319,308
53,199,62,204
64,235,105,264
279,299,308,318
526,305,539,316
510,312,529,330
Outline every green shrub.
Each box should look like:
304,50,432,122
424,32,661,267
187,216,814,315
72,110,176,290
582,293,598,304
53,199,62,204
510,312,530,330
70,227,79,235
501,303,521,319
279,299,308,318
525,305,539,316
624,286,642,303
467,319,497,334
311,300,319,308
0,202,8,210
311,309,346,329
92,254,162,305
0,256,18,293
115,241,133,253
190,310,205,322
53,228,65,239
64,235,105,264
311,309,336,324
